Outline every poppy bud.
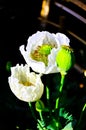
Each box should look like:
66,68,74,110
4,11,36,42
56,45,75,74
35,100,45,112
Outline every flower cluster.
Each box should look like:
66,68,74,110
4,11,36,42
8,31,79,130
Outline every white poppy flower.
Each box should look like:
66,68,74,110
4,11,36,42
8,64,44,102
19,31,70,74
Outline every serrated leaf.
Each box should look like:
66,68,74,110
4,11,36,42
59,108,73,122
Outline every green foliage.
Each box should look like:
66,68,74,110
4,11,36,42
6,61,12,72
59,108,73,123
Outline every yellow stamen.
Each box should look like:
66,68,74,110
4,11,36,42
19,81,33,86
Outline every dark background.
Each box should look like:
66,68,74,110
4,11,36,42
0,0,86,129
0,0,42,129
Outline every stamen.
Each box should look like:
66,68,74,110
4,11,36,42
19,81,33,86
61,45,74,52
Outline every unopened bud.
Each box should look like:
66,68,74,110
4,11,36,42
56,45,75,74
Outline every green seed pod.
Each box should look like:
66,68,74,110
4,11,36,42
35,100,45,112
39,44,52,55
56,45,75,74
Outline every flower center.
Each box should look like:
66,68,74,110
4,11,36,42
31,44,53,66
19,74,33,86
19,81,33,86
39,44,52,55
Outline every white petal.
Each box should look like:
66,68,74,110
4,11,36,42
55,33,70,46
8,64,44,102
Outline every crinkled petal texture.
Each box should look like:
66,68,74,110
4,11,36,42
8,64,44,102
19,31,70,74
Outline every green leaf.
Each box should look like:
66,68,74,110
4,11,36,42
59,108,73,122
6,61,12,72
47,119,60,130
62,122,73,130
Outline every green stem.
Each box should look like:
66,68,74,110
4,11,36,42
46,86,50,106
59,74,65,92
46,85,52,116
55,74,65,109
28,102,37,120
38,111,47,130
39,111,44,122
77,103,86,127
